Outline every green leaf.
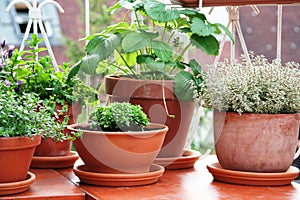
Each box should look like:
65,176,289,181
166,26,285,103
122,30,158,53
213,23,234,44
190,34,219,56
86,34,121,61
189,59,202,76
144,57,165,71
174,71,194,101
191,18,216,37
79,54,101,74
136,55,155,64
67,61,81,82
152,40,173,62
144,0,180,22
14,68,31,79
116,51,138,67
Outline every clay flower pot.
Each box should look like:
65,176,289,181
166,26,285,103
0,135,41,183
214,111,300,172
105,76,195,158
68,123,168,174
34,102,82,157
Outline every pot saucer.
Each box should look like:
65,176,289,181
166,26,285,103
30,151,79,169
0,172,36,196
207,162,300,186
154,149,201,169
73,164,165,187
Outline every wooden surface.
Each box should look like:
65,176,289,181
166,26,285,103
171,0,300,7
57,155,300,200
0,169,85,200
1,155,299,199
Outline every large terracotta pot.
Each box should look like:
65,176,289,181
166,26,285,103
105,76,195,158
0,135,41,183
214,111,300,172
68,123,168,174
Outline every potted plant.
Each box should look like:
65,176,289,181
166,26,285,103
1,36,97,167
67,102,168,175
69,0,233,160
192,53,300,172
0,42,67,194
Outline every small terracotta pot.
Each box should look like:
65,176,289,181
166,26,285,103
105,76,195,158
68,123,168,174
33,138,72,157
0,135,41,183
214,111,300,172
34,102,82,157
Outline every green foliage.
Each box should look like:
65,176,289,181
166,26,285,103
192,53,300,114
0,36,95,141
71,0,233,101
89,102,150,132
2,35,98,106
0,83,65,138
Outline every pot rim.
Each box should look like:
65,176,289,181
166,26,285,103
67,123,169,136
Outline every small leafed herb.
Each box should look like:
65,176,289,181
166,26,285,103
89,102,150,132
192,53,300,114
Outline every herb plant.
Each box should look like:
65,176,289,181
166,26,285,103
89,102,150,132
192,53,300,114
69,0,233,101
0,81,67,138
1,35,97,106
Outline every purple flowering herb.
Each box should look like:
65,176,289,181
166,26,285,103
4,80,10,87
8,45,14,58
1,39,6,49
17,80,23,86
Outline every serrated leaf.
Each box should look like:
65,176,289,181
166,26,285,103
122,30,158,52
191,18,216,37
144,0,180,22
152,40,173,62
174,71,194,101
86,34,121,61
190,34,219,56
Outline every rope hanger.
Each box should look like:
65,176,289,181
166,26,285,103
212,4,284,64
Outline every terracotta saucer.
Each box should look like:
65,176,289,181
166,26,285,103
207,162,300,186
0,172,36,196
73,164,165,187
154,149,201,169
30,151,79,169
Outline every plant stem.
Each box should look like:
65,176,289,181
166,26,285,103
176,42,191,62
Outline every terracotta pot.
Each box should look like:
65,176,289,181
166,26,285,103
68,123,168,174
34,102,82,157
214,111,300,172
33,138,72,157
105,76,195,158
0,135,41,183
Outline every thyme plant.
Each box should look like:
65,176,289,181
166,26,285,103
192,53,300,114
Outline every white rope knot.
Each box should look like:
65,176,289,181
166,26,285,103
229,10,239,21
